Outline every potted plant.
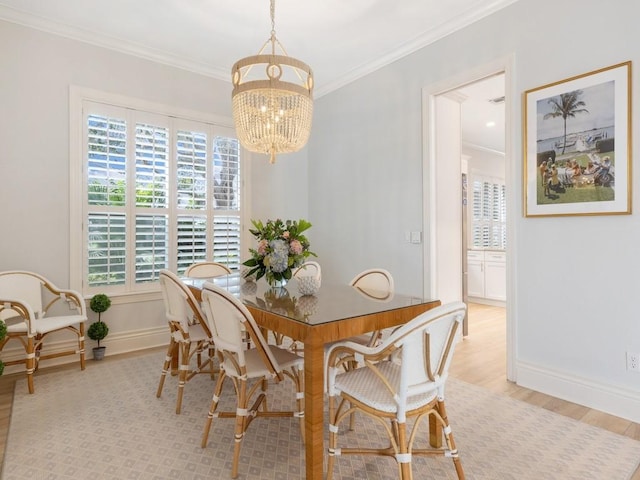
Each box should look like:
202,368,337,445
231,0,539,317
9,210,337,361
88,293,111,360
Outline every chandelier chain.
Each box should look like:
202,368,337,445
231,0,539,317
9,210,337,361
270,0,276,47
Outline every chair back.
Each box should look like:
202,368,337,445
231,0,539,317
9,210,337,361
159,270,207,334
384,301,465,419
184,262,231,279
201,282,281,379
0,271,46,321
293,261,321,281
349,268,394,300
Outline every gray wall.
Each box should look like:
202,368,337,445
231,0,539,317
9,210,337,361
0,20,308,354
310,0,640,421
2,0,640,421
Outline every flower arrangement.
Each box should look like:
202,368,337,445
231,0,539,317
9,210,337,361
243,218,316,287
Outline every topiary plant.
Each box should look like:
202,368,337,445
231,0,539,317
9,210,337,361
87,320,109,347
90,293,111,322
88,293,111,348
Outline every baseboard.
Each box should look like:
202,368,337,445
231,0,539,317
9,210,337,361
1,326,168,376
467,296,506,307
517,360,640,424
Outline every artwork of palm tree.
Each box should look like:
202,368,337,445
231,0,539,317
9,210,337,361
543,90,589,154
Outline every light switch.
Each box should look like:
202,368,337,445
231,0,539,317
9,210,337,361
410,231,422,244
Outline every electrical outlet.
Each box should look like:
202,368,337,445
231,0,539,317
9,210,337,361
627,352,640,372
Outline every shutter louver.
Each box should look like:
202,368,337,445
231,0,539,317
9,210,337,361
213,137,240,210
135,214,168,283
87,114,126,206
88,213,126,286
177,130,207,210
136,123,169,208
176,215,208,274
213,216,241,271
470,175,506,250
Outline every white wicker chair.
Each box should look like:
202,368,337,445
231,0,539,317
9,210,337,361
156,270,216,414
348,268,395,346
0,270,87,394
184,261,231,278
200,282,305,479
349,268,394,300
326,301,467,480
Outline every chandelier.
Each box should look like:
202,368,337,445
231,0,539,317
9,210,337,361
231,0,314,164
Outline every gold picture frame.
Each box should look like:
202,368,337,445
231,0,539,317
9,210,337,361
523,61,631,217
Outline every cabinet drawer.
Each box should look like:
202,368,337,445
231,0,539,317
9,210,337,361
467,251,484,261
484,251,506,263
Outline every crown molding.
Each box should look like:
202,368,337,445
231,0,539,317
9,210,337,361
314,0,519,97
0,0,519,98
0,4,229,81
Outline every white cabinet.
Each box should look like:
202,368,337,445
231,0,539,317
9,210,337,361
466,250,506,303
466,251,485,298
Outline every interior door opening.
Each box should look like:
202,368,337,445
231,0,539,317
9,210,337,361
429,70,509,377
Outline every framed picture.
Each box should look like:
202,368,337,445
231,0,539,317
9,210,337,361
524,61,631,217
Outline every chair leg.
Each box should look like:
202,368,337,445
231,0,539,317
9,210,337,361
437,399,465,479
156,338,175,398
326,394,338,480
293,368,305,443
175,341,190,414
396,421,412,480
26,335,35,394
201,370,227,448
78,323,86,371
231,378,249,479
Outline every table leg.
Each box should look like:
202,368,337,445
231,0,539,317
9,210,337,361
304,340,325,480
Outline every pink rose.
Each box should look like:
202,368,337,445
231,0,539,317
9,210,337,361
257,239,268,256
283,231,290,239
289,239,303,255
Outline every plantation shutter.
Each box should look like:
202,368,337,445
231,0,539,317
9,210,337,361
470,174,506,250
81,98,245,296
135,122,170,283
211,136,241,271
86,113,127,287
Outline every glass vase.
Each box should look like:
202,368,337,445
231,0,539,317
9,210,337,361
268,277,288,288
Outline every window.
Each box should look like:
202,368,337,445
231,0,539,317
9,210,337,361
71,89,245,297
470,175,506,250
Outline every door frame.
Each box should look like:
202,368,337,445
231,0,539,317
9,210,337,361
421,55,517,382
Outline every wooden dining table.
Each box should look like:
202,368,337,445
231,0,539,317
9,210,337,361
183,273,440,480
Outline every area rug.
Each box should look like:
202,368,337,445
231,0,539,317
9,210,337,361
2,350,639,479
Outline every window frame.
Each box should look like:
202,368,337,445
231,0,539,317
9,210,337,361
70,86,250,301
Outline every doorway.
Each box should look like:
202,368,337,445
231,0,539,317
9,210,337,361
423,57,515,381
457,74,506,314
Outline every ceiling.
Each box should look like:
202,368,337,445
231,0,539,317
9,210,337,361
0,0,509,152
457,73,506,154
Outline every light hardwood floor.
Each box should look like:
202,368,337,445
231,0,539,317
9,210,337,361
450,303,640,480
0,303,638,477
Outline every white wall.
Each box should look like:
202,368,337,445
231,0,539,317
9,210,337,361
311,0,640,421
0,20,307,360
2,0,640,422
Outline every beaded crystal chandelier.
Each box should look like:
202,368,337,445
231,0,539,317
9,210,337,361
231,0,313,164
